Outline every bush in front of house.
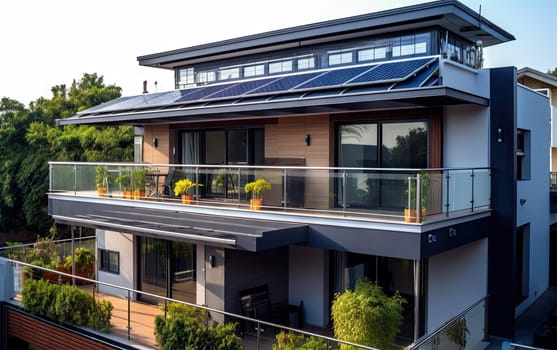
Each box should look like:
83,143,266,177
21,278,112,332
331,278,405,350
154,302,244,350
273,331,328,350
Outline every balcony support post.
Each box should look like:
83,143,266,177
342,170,347,211
413,259,421,342
237,168,241,202
127,289,131,340
73,164,77,195
470,170,475,212
283,169,287,209
445,171,451,217
71,226,75,286
416,173,422,222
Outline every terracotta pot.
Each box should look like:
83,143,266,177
404,208,426,223
133,190,145,200
97,187,104,197
182,194,194,205
250,199,263,210
123,190,132,199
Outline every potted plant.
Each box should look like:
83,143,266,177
132,168,146,200
173,178,203,204
404,172,429,223
244,178,272,210
95,166,107,197
115,172,132,199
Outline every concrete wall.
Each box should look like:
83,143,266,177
289,246,329,327
441,60,490,98
427,239,488,332
443,104,490,168
196,244,206,306
96,230,135,298
515,86,551,316
205,246,225,323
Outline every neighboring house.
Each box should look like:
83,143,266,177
39,0,551,346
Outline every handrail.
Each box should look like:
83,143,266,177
410,296,488,349
48,160,490,172
0,235,96,250
5,258,379,350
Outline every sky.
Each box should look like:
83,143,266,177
1,0,556,106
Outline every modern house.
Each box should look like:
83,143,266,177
6,0,549,347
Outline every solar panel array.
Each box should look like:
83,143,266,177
78,57,438,116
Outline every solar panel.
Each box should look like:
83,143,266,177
294,65,372,90
204,77,278,99
347,57,433,85
246,72,321,95
392,60,438,90
174,83,238,102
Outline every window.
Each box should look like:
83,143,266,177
178,68,195,88
99,249,119,274
393,34,429,58
244,64,265,77
515,225,530,305
297,56,315,70
328,51,353,66
269,59,293,74
197,71,216,84
218,67,240,81
358,47,387,62
517,129,531,180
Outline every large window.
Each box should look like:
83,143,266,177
338,121,428,209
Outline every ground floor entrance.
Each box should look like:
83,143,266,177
137,237,197,304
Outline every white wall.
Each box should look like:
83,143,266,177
440,60,490,98
443,104,490,168
196,244,206,306
96,230,135,298
515,86,551,315
427,239,487,332
289,246,329,327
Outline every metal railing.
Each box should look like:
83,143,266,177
410,297,488,350
49,162,491,224
2,257,379,350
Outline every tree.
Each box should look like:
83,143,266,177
0,73,133,237
549,67,557,77
331,278,405,350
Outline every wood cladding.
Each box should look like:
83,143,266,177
144,124,170,164
7,308,118,350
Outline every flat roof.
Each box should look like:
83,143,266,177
138,0,514,69
517,67,557,89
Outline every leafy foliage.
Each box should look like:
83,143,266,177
549,67,557,76
273,331,328,350
0,73,132,235
154,302,244,350
244,178,272,200
21,278,112,332
331,278,405,350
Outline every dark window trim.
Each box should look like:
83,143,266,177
99,248,120,274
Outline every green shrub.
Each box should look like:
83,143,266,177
89,299,113,332
54,284,93,325
331,278,405,350
21,278,57,318
273,331,328,350
21,279,112,332
155,302,244,350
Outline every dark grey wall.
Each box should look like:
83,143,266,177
224,247,289,315
488,67,518,339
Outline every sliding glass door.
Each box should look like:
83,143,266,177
138,237,196,304
338,121,427,210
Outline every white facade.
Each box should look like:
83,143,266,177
515,86,551,316
97,230,135,298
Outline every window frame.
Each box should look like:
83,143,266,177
99,248,120,274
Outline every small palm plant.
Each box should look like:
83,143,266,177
174,178,202,204
244,178,271,210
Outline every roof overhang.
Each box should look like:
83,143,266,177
58,85,488,126
138,0,514,69
49,197,307,252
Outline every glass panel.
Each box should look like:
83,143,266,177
109,251,119,274
297,56,315,70
139,237,168,304
227,129,247,164
218,67,240,81
381,122,427,168
269,60,293,74
205,130,225,164
171,242,196,303
244,64,265,77
328,51,353,66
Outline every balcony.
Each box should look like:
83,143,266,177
49,162,490,229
